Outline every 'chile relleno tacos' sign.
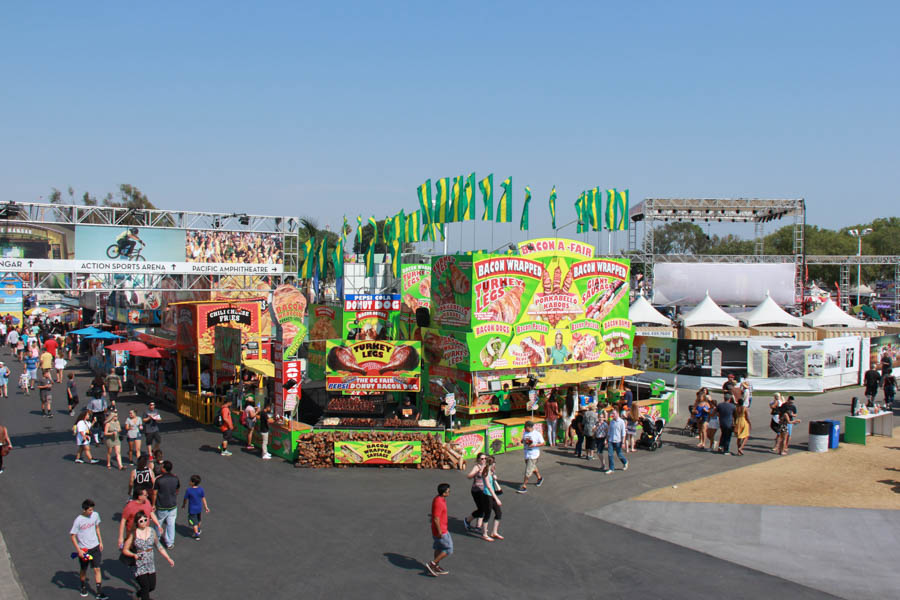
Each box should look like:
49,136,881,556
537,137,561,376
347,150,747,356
324,340,421,392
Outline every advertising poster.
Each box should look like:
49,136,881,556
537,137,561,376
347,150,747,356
422,328,474,405
401,264,431,312
271,284,308,360
334,440,422,464
342,294,400,340
186,230,283,264
674,339,748,378
823,336,861,387
1,223,74,287
447,430,486,460
213,275,275,336
0,274,24,323
627,336,677,373
462,238,632,371
868,334,900,372
325,340,421,392
214,326,242,364
75,224,184,262
176,301,262,354
307,304,340,380
747,340,822,379
430,255,473,330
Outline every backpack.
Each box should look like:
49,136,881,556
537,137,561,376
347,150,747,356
214,412,224,428
240,410,248,426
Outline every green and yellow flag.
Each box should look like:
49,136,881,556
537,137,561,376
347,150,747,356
575,193,587,234
300,239,315,279
615,189,629,230
392,211,404,243
548,186,557,229
605,189,616,231
332,237,344,280
479,174,493,221
356,216,363,247
405,210,420,242
417,180,433,226
496,176,512,223
520,186,531,231
590,188,602,231
390,239,402,279
463,172,476,220
365,238,376,277
368,216,377,245
451,176,465,222
435,177,451,223
382,216,392,245
316,236,328,277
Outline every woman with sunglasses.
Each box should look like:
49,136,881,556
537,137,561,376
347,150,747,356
463,453,491,537
122,510,175,600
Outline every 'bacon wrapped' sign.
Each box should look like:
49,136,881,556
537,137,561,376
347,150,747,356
324,340,421,392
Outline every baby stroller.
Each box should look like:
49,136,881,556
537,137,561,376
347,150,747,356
638,417,665,451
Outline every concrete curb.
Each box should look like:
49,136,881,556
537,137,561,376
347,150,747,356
0,528,27,600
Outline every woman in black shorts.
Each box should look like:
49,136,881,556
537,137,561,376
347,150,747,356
129,454,155,500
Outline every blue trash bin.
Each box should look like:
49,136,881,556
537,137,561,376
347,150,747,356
823,419,840,448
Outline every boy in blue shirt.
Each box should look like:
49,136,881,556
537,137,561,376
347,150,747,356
182,474,210,540
23,354,38,390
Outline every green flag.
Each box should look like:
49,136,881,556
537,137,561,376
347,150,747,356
406,210,420,242
356,216,363,247
368,216,378,247
382,216,392,245
520,185,531,231
365,238,375,277
451,175,466,221
435,177,451,223
548,186,557,229
496,176,512,223
300,239,315,279
479,174,494,221
316,236,327,277
575,193,587,233
589,188,601,231
615,189,629,230
392,211,404,243
605,189,616,231
417,179,433,225
342,215,349,240
390,239,402,279
463,172,476,220
332,237,344,280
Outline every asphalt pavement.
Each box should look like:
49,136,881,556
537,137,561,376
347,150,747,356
0,350,860,599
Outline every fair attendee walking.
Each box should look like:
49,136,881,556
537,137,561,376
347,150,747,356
74,412,99,464
769,392,785,450
706,400,719,451
571,409,584,457
125,409,143,465
23,352,38,390
105,369,122,409
54,351,66,383
463,453,489,533
66,373,79,416
0,421,11,474
117,489,161,550
625,408,638,453
39,346,54,378
153,460,180,549
69,498,108,599
121,510,175,600
543,391,559,447
883,368,896,407
694,390,710,447
242,399,257,450
483,456,503,540
594,411,609,470
425,483,452,577
217,399,234,456
142,401,162,452
103,410,124,470
775,396,800,455
582,404,598,460
0,361,9,398
605,410,628,474
258,402,274,459
517,421,544,493
87,387,106,444
740,379,753,408
863,366,881,405
182,475,209,540
716,396,736,455
129,455,155,500
18,370,29,396
734,403,751,456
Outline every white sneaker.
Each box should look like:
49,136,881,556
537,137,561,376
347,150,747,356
262,453,272,460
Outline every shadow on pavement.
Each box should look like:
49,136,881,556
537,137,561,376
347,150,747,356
383,553,426,572
877,478,900,493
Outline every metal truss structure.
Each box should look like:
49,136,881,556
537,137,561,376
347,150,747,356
0,200,300,294
627,197,899,314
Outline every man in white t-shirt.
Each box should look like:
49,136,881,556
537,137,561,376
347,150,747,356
517,421,544,493
69,498,108,599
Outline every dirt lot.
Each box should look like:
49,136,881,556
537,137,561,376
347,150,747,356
636,427,900,510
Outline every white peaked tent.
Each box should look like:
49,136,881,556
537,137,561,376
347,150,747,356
801,299,866,327
680,292,739,327
742,292,803,327
629,294,672,326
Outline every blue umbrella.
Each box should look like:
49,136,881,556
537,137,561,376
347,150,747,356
70,326,102,336
85,331,123,340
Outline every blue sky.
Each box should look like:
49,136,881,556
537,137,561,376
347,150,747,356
1,1,897,247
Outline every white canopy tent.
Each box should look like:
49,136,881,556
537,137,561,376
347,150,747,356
801,299,866,328
741,292,803,327
629,294,673,326
680,292,740,327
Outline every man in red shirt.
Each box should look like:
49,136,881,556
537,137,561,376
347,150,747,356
117,488,161,549
426,483,452,576
44,336,58,357
218,399,234,456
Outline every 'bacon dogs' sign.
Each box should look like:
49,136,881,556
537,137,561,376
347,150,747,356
324,340,421,392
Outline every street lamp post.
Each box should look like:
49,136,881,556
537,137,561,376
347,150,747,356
848,228,873,306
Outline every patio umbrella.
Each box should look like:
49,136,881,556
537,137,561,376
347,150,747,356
85,331,123,340
25,307,48,316
130,347,169,359
105,341,149,352
70,326,102,336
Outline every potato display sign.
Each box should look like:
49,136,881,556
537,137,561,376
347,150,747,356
324,340,421,392
443,238,634,371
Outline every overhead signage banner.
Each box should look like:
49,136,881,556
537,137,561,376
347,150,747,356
324,340,421,392
176,301,262,354
334,441,422,464
308,304,340,380
432,239,633,371
271,285,309,360
342,294,401,340
401,265,431,312
0,257,284,275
